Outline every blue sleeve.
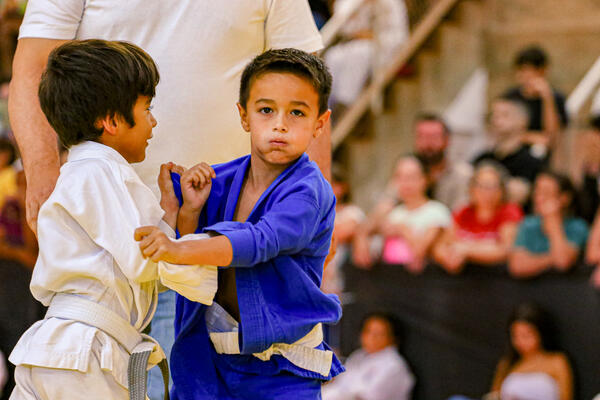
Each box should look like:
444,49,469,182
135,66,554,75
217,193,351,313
513,219,531,250
204,194,323,267
565,218,589,248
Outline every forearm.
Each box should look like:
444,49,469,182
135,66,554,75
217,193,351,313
541,94,561,143
466,242,508,265
547,229,578,270
173,234,233,266
508,250,552,278
176,205,201,236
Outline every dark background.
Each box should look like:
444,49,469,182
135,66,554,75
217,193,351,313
339,262,600,400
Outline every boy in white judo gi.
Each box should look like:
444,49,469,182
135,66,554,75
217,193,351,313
9,39,217,400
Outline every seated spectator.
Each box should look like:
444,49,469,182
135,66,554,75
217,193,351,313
489,302,573,400
322,164,365,294
474,97,548,205
0,170,37,269
509,171,588,278
574,114,600,224
0,138,16,210
325,0,409,109
434,162,523,274
503,45,568,146
322,312,414,400
585,208,600,288
353,114,470,268
378,156,451,273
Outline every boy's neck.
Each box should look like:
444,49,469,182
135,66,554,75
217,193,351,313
246,154,297,192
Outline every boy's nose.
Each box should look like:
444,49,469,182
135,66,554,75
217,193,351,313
150,113,158,128
273,115,287,133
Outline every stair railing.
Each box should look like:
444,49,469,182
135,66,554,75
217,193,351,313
319,0,368,48
330,0,462,149
566,55,600,124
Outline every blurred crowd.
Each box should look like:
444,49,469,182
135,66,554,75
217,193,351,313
0,1,599,399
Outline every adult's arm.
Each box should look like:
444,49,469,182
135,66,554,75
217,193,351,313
508,248,553,278
465,222,519,265
9,38,68,233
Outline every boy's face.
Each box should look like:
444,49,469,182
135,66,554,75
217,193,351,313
237,72,330,167
109,96,157,163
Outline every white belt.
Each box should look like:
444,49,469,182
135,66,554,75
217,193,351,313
209,322,333,377
45,293,169,400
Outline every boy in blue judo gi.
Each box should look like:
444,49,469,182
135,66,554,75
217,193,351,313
135,48,344,399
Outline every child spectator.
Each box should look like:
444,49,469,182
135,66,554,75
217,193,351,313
135,48,343,400
9,40,216,400
377,155,451,273
509,171,588,278
474,97,548,205
0,138,16,210
0,170,37,269
503,45,568,146
434,162,523,274
322,312,414,400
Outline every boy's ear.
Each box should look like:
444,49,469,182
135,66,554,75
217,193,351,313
236,103,250,133
314,109,331,138
96,114,119,136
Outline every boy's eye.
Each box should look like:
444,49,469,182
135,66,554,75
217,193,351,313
291,109,305,117
147,105,154,112
259,107,273,114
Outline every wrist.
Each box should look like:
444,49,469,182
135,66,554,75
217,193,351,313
180,203,202,216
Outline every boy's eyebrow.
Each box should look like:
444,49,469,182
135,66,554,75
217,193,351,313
255,98,311,108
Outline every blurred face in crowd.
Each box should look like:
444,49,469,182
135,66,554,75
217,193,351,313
360,317,395,354
516,65,546,97
510,320,542,357
490,100,528,138
533,174,569,215
331,178,349,203
471,167,503,211
414,120,448,165
394,157,428,203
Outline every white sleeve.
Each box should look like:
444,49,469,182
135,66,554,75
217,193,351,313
157,234,218,305
19,0,84,40
354,355,415,400
265,0,323,53
54,161,164,283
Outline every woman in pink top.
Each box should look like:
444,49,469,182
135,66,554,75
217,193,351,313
434,162,523,274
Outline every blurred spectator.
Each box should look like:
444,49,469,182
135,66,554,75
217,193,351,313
434,162,523,274
489,302,573,400
585,208,600,288
322,164,365,294
322,312,414,400
0,0,25,79
503,45,568,146
414,113,471,209
0,78,9,136
325,0,409,109
509,171,588,278
574,115,600,224
377,156,451,273
474,97,548,205
0,138,16,209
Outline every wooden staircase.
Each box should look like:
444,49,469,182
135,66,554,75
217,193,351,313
338,0,485,210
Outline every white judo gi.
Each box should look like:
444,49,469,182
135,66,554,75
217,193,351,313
9,141,217,400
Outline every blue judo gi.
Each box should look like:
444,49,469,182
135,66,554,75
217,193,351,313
170,153,344,400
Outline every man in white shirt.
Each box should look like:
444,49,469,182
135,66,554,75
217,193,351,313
10,2,327,398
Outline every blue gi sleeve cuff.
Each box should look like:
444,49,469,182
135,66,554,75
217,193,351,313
204,222,255,267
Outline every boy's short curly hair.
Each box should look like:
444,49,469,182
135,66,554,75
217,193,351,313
39,39,160,147
239,48,332,115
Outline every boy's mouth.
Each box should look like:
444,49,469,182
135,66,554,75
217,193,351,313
270,139,287,146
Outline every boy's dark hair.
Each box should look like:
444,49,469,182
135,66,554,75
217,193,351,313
39,39,160,147
239,48,332,115
514,45,548,69
0,138,16,165
414,112,451,136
